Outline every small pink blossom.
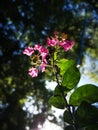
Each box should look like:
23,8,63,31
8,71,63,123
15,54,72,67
40,46,49,61
34,44,48,62
28,67,38,77
40,62,47,72
34,44,48,57
34,44,42,52
46,37,58,46
23,47,34,56
23,44,49,78
59,40,74,51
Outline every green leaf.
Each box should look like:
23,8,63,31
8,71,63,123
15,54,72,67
63,110,73,124
54,85,62,96
54,85,69,96
75,101,98,128
61,65,80,90
49,95,66,109
54,52,57,61
57,59,75,75
69,84,98,106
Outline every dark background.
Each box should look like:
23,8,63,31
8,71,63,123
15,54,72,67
0,0,98,130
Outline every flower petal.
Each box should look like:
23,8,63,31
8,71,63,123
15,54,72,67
28,67,38,77
23,47,34,56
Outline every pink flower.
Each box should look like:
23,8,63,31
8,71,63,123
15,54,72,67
40,46,49,60
23,44,49,78
34,44,48,55
34,44,42,52
46,37,58,47
40,62,47,72
59,40,74,51
23,47,34,56
28,67,38,77
34,44,48,62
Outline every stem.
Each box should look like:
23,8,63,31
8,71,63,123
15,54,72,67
68,105,78,130
52,51,78,129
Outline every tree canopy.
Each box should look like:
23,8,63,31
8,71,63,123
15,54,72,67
0,0,98,130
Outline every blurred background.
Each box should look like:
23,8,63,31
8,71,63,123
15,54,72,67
0,0,98,130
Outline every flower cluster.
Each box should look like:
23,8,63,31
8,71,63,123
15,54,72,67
23,44,48,77
23,31,74,78
46,32,74,51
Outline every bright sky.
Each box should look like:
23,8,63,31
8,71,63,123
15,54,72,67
41,119,63,130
